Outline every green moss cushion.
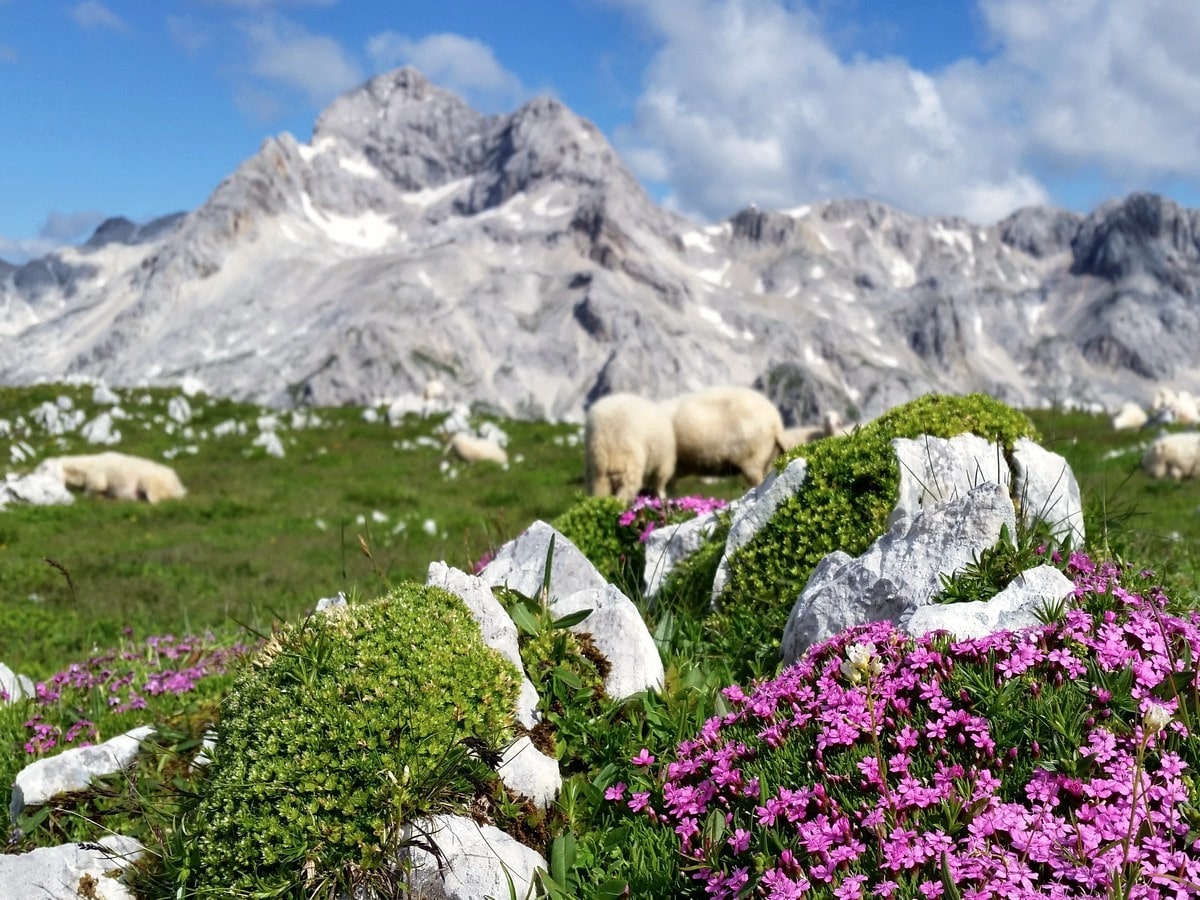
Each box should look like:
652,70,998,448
185,583,520,897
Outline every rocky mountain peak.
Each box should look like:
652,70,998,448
1071,192,1200,287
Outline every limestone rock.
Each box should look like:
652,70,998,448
403,814,546,900
10,726,155,820
1011,437,1086,545
497,736,561,809
890,433,1010,527
903,565,1073,641
643,511,720,599
0,470,75,510
782,482,1016,665
478,521,607,602
551,584,664,699
0,661,34,704
0,835,143,900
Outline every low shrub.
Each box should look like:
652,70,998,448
173,583,520,898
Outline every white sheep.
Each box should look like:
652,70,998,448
1150,389,1200,426
36,451,187,503
1110,401,1148,431
1141,432,1200,480
446,432,508,466
779,410,852,450
668,386,787,485
584,393,676,504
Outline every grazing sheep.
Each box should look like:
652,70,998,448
447,432,508,466
584,393,676,504
1110,401,1148,431
36,452,187,503
668,386,787,485
1150,389,1200,426
779,410,853,450
1141,432,1200,480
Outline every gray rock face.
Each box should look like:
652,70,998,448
402,814,546,900
0,835,143,900
902,565,1073,641
781,482,1016,665
1011,437,1086,545
3,70,1199,419
10,726,155,821
643,511,720,599
479,522,663,700
478,521,607,601
0,662,34,704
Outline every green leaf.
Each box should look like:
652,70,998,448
550,831,576,885
509,603,543,637
550,608,592,630
551,665,583,691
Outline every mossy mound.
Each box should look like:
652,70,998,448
716,393,1038,667
552,495,643,592
181,583,520,897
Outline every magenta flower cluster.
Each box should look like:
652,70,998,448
615,554,1200,898
617,495,729,543
21,631,249,756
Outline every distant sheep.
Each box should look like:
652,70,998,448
779,410,852,450
447,432,508,466
1141,432,1200,480
584,393,675,504
1110,401,1148,431
668,386,787,485
1150,389,1200,426
36,451,187,503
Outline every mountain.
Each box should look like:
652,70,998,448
3,67,1200,423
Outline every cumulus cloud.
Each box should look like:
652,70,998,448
241,18,363,107
70,1,128,32
0,211,108,264
613,0,1200,223
365,31,527,111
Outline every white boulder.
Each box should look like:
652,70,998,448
402,814,546,900
0,835,143,900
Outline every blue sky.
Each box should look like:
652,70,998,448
3,0,1200,262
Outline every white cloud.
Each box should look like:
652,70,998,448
242,18,363,107
978,0,1200,179
0,211,108,264
613,0,1200,223
70,1,128,32
365,32,527,111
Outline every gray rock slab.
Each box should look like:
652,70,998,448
903,565,1074,642
0,471,75,509
497,736,561,809
1011,437,1086,545
0,661,34,704
890,433,1011,527
404,814,546,900
643,511,720,599
426,561,541,728
478,521,607,601
0,834,143,900
550,584,664,700
782,482,1016,666
711,456,808,600
11,726,155,820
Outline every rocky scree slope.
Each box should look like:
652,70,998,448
3,69,1200,422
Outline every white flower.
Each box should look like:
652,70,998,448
1143,702,1172,736
840,642,883,684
